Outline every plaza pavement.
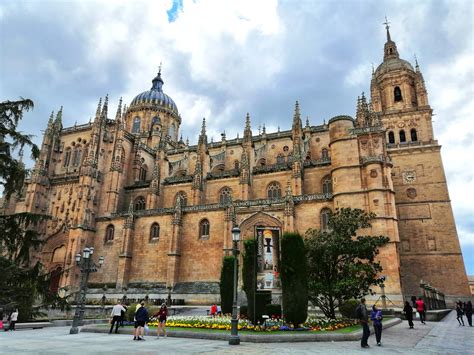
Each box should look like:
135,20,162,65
0,311,472,354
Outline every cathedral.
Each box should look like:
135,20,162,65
8,24,470,305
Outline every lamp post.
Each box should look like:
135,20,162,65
229,225,241,345
69,247,104,334
379,275,387,310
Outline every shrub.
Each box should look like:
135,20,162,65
125,304,138,321
219,256,235,314
265,304,282,319
242,239,257,323
338,299,359,319
239,305,248,318
280,232,308,327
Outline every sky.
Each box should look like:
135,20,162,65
0,0,473,275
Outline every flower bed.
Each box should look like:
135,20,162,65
147,315,356,332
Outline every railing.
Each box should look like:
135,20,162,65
418,280,446,310
163,174,193,185
303,157,331,168
206,169,240,180
359,155,392,165
252,163,292,175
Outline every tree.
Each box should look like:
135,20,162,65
305,208,389,319
280,232,308,327
0,99,39,200
219,255,235,314
242,239,256,323
0,99,60,321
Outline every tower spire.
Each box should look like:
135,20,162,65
95,97,102,118
382,16,399,61
115,97,123,121
151,64,164,92
383,16,391,41
101,94,109,119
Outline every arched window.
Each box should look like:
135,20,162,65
388,131,395,144
63,149,71,167
305,154,311,162
219,186,232,204
399,130,406,143
394,86,403,102
105,224,115,242
322,175,332,194
134,196,146,211
72,148,82,166
276,154,285,164
321,148,329,160
152,116,161,126
132,117,141,133
168,124,175,137
234,160,240,171
139,164,148,181
258,158,266,167
410,128,418,142
175,191,188,206
150,223,160,241
267,181,282,200
199,219,210,239
320,208,331,231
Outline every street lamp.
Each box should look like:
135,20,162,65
229,225,241,345
69,247,105,335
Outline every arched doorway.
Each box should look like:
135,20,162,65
239,212,282,290
50,267,62,294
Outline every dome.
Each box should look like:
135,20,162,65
375,57,414,77
129,71,179,115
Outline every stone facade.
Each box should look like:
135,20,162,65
7,25,469,305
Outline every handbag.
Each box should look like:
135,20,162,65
144,324,149,335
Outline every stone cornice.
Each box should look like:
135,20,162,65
98,193,333,221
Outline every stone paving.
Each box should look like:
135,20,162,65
0,311,472,354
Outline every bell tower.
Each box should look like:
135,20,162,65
371,19,470,302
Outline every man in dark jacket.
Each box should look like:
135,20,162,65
133,302,148,341
356,298,370,348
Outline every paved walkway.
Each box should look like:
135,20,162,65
0,311,471,354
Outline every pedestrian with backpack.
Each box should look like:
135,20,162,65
356,298,370,348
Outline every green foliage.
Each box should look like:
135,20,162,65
265,304,282,318
305,208,390,319
0,99,38,200
125,304,139,322
255,291,271,323
242,239,256,323
239,305,248,318
219,256,235,314
280,232,308,327
338,299,359,319
0,99,65,321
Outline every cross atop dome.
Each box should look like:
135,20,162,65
383,16,391,42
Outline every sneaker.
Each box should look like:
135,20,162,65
138,337,145,341
377,343,381,346
133,337,137,341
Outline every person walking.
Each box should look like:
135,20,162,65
153,303,168,338
133,301,148,341
109,300,126,334
356,298,370,348
465,301,472,327
455,301,465,326
415,297,426,324
370,305,383,346
9,309,18,331
210,304,217,317
403,301,414,329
